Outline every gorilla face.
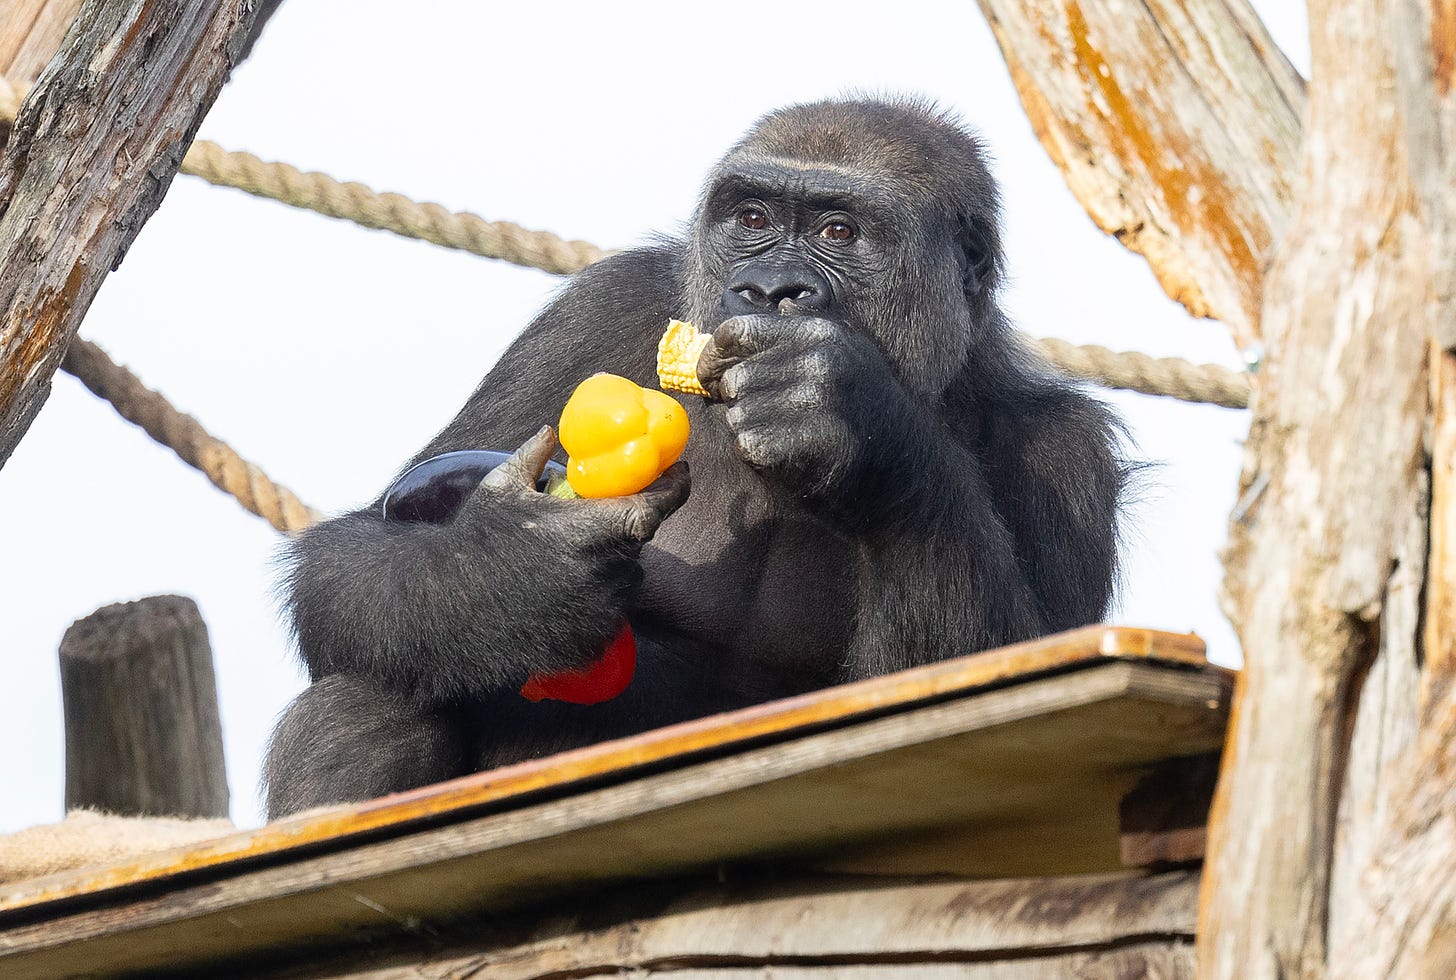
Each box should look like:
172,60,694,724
685,99,1004,398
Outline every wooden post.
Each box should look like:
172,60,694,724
971,2,1456,976
0,0,261,469
59,595,229,818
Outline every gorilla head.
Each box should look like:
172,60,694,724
685,99,1005,398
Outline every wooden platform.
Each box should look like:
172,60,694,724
0,626,1230,978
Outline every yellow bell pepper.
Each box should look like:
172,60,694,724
557,373,690,498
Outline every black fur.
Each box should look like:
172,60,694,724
264,98,1125,817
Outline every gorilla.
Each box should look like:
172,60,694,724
264,98,1124,818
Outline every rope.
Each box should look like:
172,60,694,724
1032,337,1251,409
179,142,608,275
175,143,1253,406
61,339,324,534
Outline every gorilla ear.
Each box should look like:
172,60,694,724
956,213,996,296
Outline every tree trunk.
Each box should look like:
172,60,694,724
1199,0,1455,975
971,2,1456,976
0,0,261,469
59,595,229,818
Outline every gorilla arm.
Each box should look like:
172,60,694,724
697,312,1115,680
846,364,1124,678
283,249,688,704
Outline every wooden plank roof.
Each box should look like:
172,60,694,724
0,625,1229,978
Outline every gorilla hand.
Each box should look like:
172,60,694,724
458,425,691,663
285,426,689,704
699,313,925,518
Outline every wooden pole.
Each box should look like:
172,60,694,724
59,595,229,818
0,0,260,469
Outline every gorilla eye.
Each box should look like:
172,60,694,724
821,221,856,242
738,207,768,230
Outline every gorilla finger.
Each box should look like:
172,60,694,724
711,314,788,361
617,461,691,541
723,393,808,437
718,361,749,401
720,354,831,403
696,342,744,401
479,425,557,490
733,426,783,470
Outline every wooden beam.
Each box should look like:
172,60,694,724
0,625,1214,913
973,0,1305,350
286,869,1199,979
1329,686,1456,978
60,595,229,818
1323,345,1456,977
0,0,260,469
1118,751,1218,867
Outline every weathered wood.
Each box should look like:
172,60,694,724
59,595,228,818
327,967,1179,980
1325,481,1424,952
0,636,1230,979
973,0,1304,351
1425,344,1456,694
1201,1,1456,976
2,625,1212,913
968,0,1456,975
0,0,259,469
1325,348,1456,977
264,870,1198,979
1328,686,1456,979
0,0,82,87
1118,752,1218,868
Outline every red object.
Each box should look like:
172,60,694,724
520,623,637,704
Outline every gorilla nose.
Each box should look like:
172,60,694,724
724,264,833,316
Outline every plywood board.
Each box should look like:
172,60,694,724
0,627,1227,978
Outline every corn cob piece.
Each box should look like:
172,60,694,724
657,319,713,396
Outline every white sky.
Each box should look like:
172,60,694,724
0,1,1309,832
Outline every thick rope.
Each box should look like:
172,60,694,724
180,142,608,275
176,144,1254,405
178,139,1252,405
1032,337,1250,409
61,340,324,534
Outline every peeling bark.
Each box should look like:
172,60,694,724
0,0,259,468
1201,0,1456,976
971,0,1456,975
973,0,1304,351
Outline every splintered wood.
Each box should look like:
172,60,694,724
974,2,1456,978
0,0,259,468
974,0,1303,350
